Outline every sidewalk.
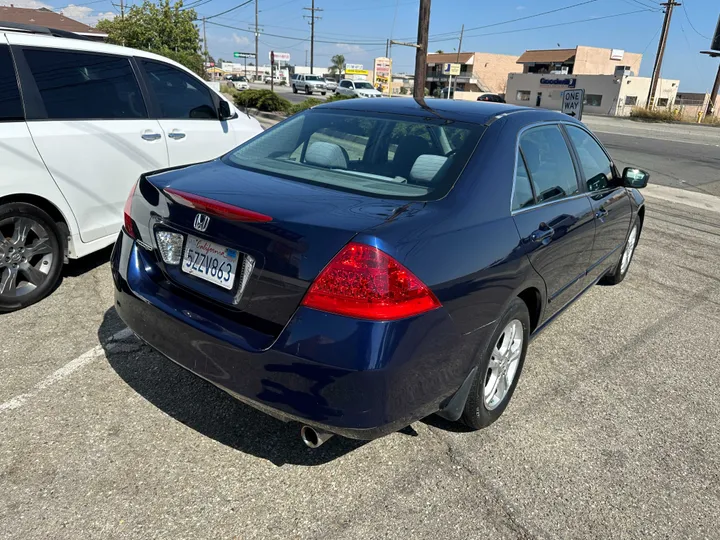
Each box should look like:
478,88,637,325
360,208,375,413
582,115,720,146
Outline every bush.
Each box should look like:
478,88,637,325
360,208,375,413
629,106,677,122
234,89,291,113
325,93,356,103
288,98,324,115
400,86,408,95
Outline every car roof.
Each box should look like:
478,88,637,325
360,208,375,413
314,97,568,125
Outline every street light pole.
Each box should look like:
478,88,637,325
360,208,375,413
413,0,431,99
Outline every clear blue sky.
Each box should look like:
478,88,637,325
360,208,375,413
24,0,720,91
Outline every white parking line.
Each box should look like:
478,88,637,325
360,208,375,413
0,328,133,413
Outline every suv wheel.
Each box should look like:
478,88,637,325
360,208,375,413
292,84,297,94
305,85,311,95
0,203,63,312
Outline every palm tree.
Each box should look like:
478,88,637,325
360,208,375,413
328,54,345,80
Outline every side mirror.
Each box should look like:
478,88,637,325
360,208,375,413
218,100,233,120
622,167,650,189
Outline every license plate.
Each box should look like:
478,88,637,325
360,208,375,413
181,235,239,290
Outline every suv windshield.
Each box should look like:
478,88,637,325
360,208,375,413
305,75,323,81
223,110,484,200
354,82,374,90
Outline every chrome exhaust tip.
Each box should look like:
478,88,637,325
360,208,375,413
300,425,334,448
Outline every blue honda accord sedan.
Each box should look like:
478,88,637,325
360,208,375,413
111,98,648,447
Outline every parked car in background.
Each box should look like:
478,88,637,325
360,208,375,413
477,93,505,103
292,74,327,95
113,98,648,448
226,74,249,91
439,87,455,99
0,22,262,312
324,79,337,92
336,79,382,98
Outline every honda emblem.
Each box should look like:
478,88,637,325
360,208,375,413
193,213,210,232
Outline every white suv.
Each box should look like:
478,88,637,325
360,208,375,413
0,25,263,311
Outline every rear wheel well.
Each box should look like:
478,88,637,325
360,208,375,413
0,194,71,259
517,287,542,334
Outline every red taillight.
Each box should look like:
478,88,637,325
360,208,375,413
164,188,272,223
123,181,138,239
301,242,441,321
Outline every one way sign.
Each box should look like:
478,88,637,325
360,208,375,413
561,89,585,120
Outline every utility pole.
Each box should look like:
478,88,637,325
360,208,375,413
386,38,390,58
413,0,431,99
647,1,680,108
303,1,322,74
305,50,308,67
453,24,463,96
254,0,259,82
202,17,208,73
700,16,720,117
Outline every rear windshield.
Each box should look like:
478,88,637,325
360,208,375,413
223,110,484,200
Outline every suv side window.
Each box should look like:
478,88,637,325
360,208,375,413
23,48,147,120
341,80,352,88
141,60,217,120
565,125,614,192
519,125,579,204
0,45,23,121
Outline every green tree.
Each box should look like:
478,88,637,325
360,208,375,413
435,49,444,54
327,54,345,79
96,0,203,75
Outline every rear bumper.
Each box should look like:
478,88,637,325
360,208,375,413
111,231,484,440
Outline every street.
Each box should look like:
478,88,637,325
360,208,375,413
1,121,719,538
249,82,331,104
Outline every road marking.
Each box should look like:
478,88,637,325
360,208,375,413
643,184,720,214
0,328,134,414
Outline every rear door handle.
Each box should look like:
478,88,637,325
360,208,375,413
141,132,162,141
168,131,186,140
596,208,609,219
531,224,555,243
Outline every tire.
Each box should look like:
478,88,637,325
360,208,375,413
0,203,64,313
460,297,530,430
305,86,311,95
292,85,297,94
600,221,640,286
321,92,326,96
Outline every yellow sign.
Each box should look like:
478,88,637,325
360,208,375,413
346,68,369,76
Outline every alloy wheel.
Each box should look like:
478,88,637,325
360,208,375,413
620,225,638,275
0,216,55,298
484,319,523,411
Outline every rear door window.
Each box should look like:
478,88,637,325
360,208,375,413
141,60,217,120
519,125,579,204
0,45,23,121
23,48,147,120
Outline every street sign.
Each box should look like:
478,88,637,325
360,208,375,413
443,63,461,76
233,52,255,59
562,89,585,120
270,51,291,62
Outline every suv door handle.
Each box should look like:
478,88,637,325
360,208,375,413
141,132,162,141
531,224,555,243
168,131,186,140
596,207,609,219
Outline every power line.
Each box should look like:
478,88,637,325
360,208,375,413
429,9,656,44
203,0,253,21
681,1,710,40
206,19,386,45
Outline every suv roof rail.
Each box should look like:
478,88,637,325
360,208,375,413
0,20,90,41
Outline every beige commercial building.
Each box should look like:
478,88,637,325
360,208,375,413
426,52,520,95
516,46,643,76
505,73,680,116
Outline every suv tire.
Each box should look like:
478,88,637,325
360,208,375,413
292,84,297,94
0,203,64,313
305,85,311,95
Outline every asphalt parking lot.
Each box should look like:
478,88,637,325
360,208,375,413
2,127,720,538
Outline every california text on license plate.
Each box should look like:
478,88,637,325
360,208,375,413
181,235,239,290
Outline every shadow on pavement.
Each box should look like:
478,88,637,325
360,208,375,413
99,307,367,466
64,245,114,277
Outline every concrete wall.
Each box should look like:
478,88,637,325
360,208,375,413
505,72,679,116
470,52,521,94
574,46,642,75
